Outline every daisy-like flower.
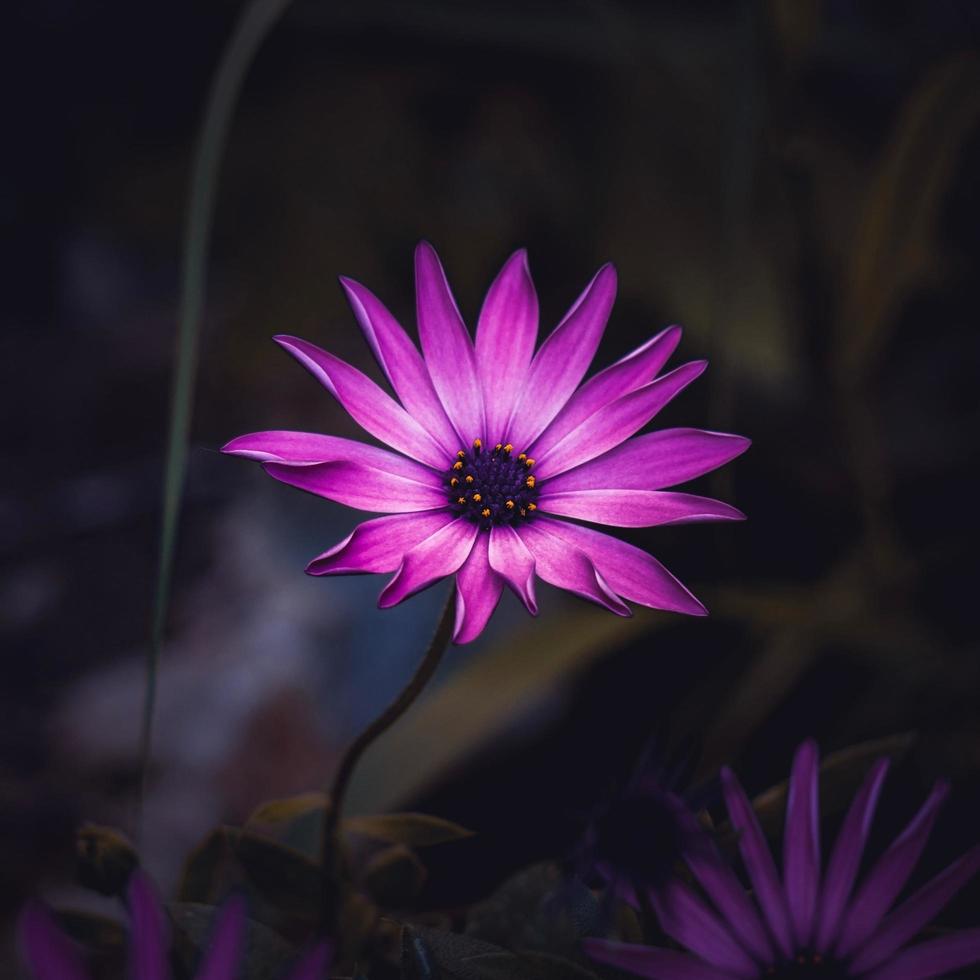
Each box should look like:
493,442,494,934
20,871,331,980
585,740,980,980
223,242,749,643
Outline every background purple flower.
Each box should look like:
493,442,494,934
224,242,749,643
19,871,331,980
585,740,980,979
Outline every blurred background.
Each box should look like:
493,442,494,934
3,0,980,969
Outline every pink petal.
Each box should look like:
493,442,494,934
528,516,706,616
378,518,478,608
536,489,745,527
340,276,459,456
453,533,504,644
263,460,447,514
507,264,617,451
287,941,334,980
783,739,822,948
814,758,890,952
273,335,447,469
222,431,442,488
475,249,538,440
583,939,735,980
517,521,631,616
863,928,980,980
127,871,168,980
306,513,453,575
651,880,759,977
528,325,682,461
542,428,751,494
488,524,538,614
721,767,794,958
415,241,485,443
835,780,950,958
534,360,707,481
18,903,88,980
849,843,980,974
196,896,247,980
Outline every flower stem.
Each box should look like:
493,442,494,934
320,591,456,932
137,0,292,839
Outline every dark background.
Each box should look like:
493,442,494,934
3,0,980,969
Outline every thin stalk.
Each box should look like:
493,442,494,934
138,0,292,831
320,591,457,933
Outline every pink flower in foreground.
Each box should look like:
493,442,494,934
20,871,331,980
223,242,749,643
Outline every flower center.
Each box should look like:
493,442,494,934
765,953,850,978
445,439,539,530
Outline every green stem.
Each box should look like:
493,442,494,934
321,591,457,932
138,0,292,833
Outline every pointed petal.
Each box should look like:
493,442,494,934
340,276,459,455
378,518,478,608
850,843,980,974
721,767,795,957
127,871,168,980
306,512,453,575
517,520,631,616
784,740,822,948
836,780,950,958
222,431,442,487
263,460,447,514
507,264,617,450
814,758,890,951
273,335,447,468
537,489,746,527
686,847,774,963
487,524,537,614
18,903,88,980
652,880,759,977
476,250,538,439
543,429,751,494
583,939,735,980
453,533,504,644
415,242,484,442
529,325,682,460
529,516,706,616
288,941,334,980
533,360,707,480
863,928,980,980
196,896,247,980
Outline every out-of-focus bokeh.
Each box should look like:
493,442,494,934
4,0,980,967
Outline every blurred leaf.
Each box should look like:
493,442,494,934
169,902,297,980
751,732,916,839
54,909,126,951
840,55,980,379
345,813,474,848
234,830,321,921
75,823,139,897
178,826,241,904
362,844,426,907
245,792,328,860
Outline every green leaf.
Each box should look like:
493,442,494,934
234,830,321,921
177,826,241,904
345,813,475,848
362,844,427,907
75,823,140,897
54,909,127,951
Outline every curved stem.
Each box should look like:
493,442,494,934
138,0,292,835
321,591,456,930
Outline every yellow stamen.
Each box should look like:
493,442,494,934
527,502,537,511
456,450,466,459
503,443,513,454
520,507,526,517
465,474,474,484
453,461,463,471
457,497,466,505
481,508,491,518
505,500,514,510
450,477,459,487
518,453,527,462
472,493,482,502
494,443,503,452
473,438,482,450
525,475,535,488
524,457,535,468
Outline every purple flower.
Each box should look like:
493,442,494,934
584,740,980,979
223,243,749,643
20,870,331,980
